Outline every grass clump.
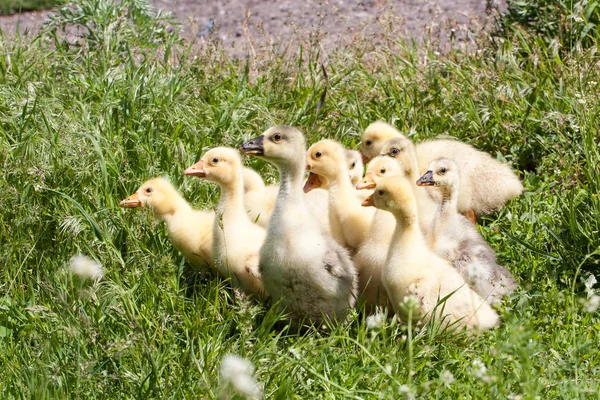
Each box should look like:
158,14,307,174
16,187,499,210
0,0,61,15
0,0,599,397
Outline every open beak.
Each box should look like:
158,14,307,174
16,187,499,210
303,172,322,193
240,135,265,156
356,172,376,190
416,170,435,186
184,160,206,177
120,192,142,208
361,193,375,207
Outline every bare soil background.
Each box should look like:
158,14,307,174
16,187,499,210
0,0,508,56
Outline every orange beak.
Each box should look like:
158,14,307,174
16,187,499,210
361,193,375,207
120,192,142,208
305,163,311,171
184,160,206,178
303,172,322,193
356,172,376,190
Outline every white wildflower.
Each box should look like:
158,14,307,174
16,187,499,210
68,254,104,281
288,347,300,359
220,354,262,399
584,274,597,295
366,312,386,330
472,359,489,382
402,295,417,309
439,370,455,387
582,295,600,313
398,384,414,399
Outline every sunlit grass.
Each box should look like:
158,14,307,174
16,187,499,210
0,0,60,15
0,0,599,397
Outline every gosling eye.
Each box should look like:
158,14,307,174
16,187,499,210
391,148,400,155
272,133,283,142
378,190,384,196
380,168,386,174
212,157,220,164
350,162,356,169
366,140,372,147
315,151,322,158
145,187,153,194
439,167,447,174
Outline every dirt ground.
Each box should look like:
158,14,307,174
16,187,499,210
0,0,507,56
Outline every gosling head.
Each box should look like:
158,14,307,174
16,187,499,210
356,155,404,190
380,137,416,177
304,139,346,192
184,147,243,186
360,121,403,163
345,149,364,186
120,177,180,217
362,176,418,221
416,158,459,196
241,126,306,169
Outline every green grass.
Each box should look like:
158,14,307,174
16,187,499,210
1,0,599,398
0,0,60,15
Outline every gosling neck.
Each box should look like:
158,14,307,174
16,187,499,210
326,163,354,199
277,157,306,205
216,171,247,220
156,193,192,223
438,183,458,214
392,207,427,250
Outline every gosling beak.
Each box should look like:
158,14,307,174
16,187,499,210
361,151,370,164
120,192,142,208
241,135,265,156
184,160,206,177
416,170,435,186
362,193,375,207
303,172,322,193
356,172,376,190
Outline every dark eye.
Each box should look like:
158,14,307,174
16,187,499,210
273,133,282,142
350,162,356,169
380,168,386,174
212,157,219,164
391,148,400,155
439,167,447,174
378,190,384,195
366,140,372,146
145,188,152,193
315,151,322,158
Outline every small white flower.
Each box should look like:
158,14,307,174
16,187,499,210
220,354,262,399
472,359,488,381
398,384,414,399
440,370,455,387
402,295,417,309
583,295,600,313
584,274,597,295
366,312,386,330
68,254,104,281
288,347,300,359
